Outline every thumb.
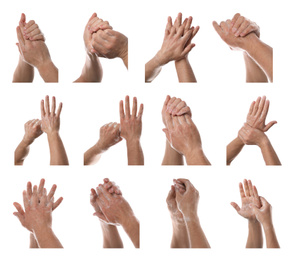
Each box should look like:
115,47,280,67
230,202,240,213
249,203,259,214
263,121,277,132
162,128,171,143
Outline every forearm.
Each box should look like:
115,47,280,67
185,148,211,165
246,220,263,248
175,58,197,82
259,138,281,165
226,137,245,165
100,222,123,248
170,218,190,248
84,144,104,165
120,51,128,69
126,140,144,165
243,52,268,82
243,35,273,82
37,61,58,82
145,55,162,82
121,215,140,248
47,132,69,165
162,140,184,165
184,215,210,248
13,56,34,82
74,53,103,82
34,227,63,248
263,223,280,248
14,139,31,165
29,233,39,248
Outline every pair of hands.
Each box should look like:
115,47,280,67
156,13,199,66
84,13,128,61
90,179,134,226
96,96,143,151
238,96,277,147
167,179,199,223
231,179,273,227
213,13,260,51
13,179,63,233
162,96,202,157
16,13,52,69
22,96,63,144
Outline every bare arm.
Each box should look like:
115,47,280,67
74,53,103,82
185,149,211,165
226,137,245,165
13,56,34,82
175,58,196,82
185,216,210,248
243,52,268,82
84,144,103,165
246,220,263,248
126,140,144,165
259,136,281,165
34,227,63,248
47,132,69,165
15,139,31,165
145,55,162,82
100,222,123,248
170,217,189,248
29,233,39,248
121,216,140,248
37,61,58,82
162,140,184,165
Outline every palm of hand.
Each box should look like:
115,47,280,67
239,197,261,220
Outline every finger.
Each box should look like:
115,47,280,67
231,13,240,27
243,179,250,197
165,112,173,129
259,196,268,206
212,21,223,37
253,97,261,115
45,95,50,114
256,96,266,117
56,103,63,118
236,20,250,37
40,99,45,117
24,20,36,31
23,190,29,209
31,185,38,207
239,182,246,198
248,180,254,197
240,24,255,37
137,104,144,119
174,12,182,29
264,121,277,132
253,185,259,201
19,13,26,25
119,100,125,119
165,16,173,35
37,179,45,195
13,202,25,215
30,33,45,41
53,197,63,210
48,184,57,200
185,16,192,32
176,178,192,190
27,182,32,197
176,106,191,116
248,101,255,115
24,24,38,38
131,97,137,118
51,96,56,116
88,13,97,23
184,114,193,124
181,43,195,57
230,202,241,213
16,26,25,47
168,98,181,113
232,15,244,34
98,185,112,200
172,101,187,116
40,194,47,207
261,99,270,120
125,96,130,118
178,115,187,125
181,28,193,44
164,95,171,108
173,115,180,128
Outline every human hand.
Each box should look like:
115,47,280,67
119,96,143,143
91,29,128,61
162,96,192,127
155,14,195,65
84,13,112,54
213,19,257,51
23,119,43,144
40,96,62,135
174,179,199,219
90,178,122,224
238,123,268,147
96,122,122,151
95,184,134,226
231,179,261,221
13,184,54,233
231,13,260,38
18,13,45,41
163,113,201,156
246,96,277,132
250,196,273,227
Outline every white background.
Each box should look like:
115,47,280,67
0,0,294,259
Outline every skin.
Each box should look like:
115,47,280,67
226,96,279,165
90,178,123,248
13,179,63,248
95,184,139,248
174,179,210,248
119,96,144,165
166,183,189,248
15,15,58,82
250,197,280,248
84,122,122,165
15,119,43,165
145,13,196,82
231,180,263,248
213,13,273,82
163,112,210,165
91,25,128,69
74,13,113,82
41,96,69,165
161,95,191,165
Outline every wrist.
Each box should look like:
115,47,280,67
262,221,274,231
36,59,54,72
46,131,60,138
126,137,141,146
184,146,203,160
258,135,270,148
22,136,34,146
33,225,52,236
242,33,260,53
95,140,109,153
155,51,168,66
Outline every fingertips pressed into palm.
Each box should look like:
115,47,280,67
239,197,260,220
